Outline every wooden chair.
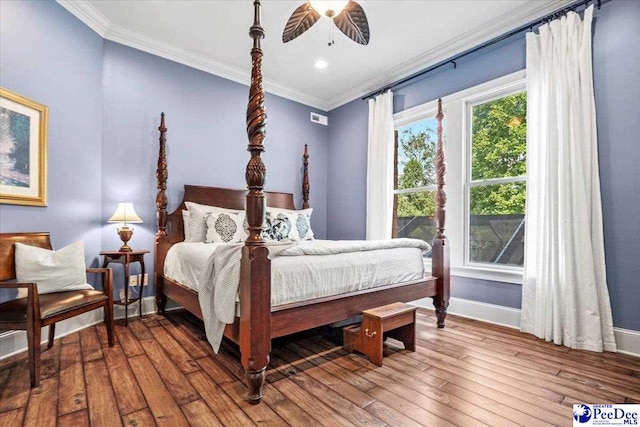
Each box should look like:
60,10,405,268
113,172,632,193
0,232,114,387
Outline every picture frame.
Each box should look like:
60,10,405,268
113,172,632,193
0,88,48,206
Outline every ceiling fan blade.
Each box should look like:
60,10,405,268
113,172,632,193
333,0,370,45
282,3,321,43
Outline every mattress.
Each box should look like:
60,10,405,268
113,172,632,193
163,240,426,307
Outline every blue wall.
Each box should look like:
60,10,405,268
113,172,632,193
101,42,328,295
0,1,104,268
0,1,329,301
592,0,640,334
1,0,637,332
327,1,640,331
327,99,369,240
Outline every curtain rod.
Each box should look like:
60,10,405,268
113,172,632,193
362,0,608,101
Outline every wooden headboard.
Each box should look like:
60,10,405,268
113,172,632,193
155,183,297,276
154,110,310,277
164,185,296,246
155,113,308,245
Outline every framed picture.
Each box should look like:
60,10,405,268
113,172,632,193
0,88,48,206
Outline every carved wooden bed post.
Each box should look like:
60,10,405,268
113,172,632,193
302,144,310,209
431,99,450,327
240,0,271,403
155,113,169,314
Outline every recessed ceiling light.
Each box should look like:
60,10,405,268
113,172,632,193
314,60,328,70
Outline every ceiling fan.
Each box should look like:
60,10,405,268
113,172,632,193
282,0,370,45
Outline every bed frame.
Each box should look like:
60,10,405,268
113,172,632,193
154,0,450,403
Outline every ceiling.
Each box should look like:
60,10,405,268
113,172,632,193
57,0,572,111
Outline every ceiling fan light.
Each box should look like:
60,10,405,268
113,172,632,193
309,0,349,18
314,59,328,69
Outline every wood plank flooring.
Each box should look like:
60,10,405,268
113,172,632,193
1,309,638,426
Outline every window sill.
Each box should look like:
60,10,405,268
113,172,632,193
425,261,523,284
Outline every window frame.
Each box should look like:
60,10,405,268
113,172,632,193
393,70,526,284
393,111,440,249
464,81,527,272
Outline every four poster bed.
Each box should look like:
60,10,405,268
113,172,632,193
154,0,450,403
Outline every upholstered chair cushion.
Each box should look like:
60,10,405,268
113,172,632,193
0,289,108,323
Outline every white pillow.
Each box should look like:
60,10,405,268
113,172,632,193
205,210,248,243
264,207,314,241
182,210,195,242
15,241,93,295
185,202,243,242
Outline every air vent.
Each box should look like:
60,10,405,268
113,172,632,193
310,112,328,126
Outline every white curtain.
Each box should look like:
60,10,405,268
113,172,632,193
366,90,395,240
521,6,616,352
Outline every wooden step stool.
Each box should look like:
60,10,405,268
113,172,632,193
343,302,417,366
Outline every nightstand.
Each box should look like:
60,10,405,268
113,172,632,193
100,250,149,326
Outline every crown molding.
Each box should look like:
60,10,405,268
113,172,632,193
324,0,574,110
104,25,326,110
57,0,572,112
263,80,329,112
57,0,109,36
56,0,329,110
102,23,329,110
104,23,248,85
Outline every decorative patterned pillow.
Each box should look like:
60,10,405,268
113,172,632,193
205,210,248,243
185,202,243,242
264,212,292,241
264,207,314,241
15,241,94,295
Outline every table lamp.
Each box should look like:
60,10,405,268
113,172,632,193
107,201,143,252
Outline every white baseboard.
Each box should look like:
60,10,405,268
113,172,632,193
0,311,102,361
0,296,170,361
3,296,637,360
412,297,640,358
613,328,640,358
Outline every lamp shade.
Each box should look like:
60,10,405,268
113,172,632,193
107,202,143,224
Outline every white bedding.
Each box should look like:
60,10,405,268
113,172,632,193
163,239,430,351
164,240,426,306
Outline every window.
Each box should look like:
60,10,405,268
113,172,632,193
467,91,527,267
392,118,441,257
393,70,526,283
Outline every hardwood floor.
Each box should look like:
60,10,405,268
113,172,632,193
0,309,638,426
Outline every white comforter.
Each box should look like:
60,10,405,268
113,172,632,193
167,239,430,352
